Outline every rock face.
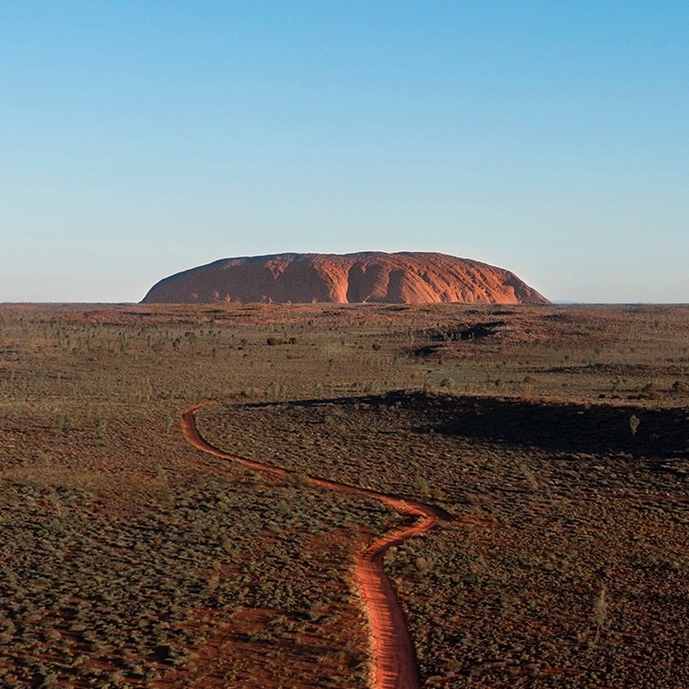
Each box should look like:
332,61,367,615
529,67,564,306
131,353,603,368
141,252,548,305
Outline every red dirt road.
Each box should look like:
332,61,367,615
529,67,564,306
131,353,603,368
354,498,440,689
181,403,447,689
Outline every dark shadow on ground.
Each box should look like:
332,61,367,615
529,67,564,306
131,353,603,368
225,391,689,459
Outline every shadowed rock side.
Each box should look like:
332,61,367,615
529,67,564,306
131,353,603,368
142,252,549,305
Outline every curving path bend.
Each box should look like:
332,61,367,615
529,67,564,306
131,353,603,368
181,402,449,689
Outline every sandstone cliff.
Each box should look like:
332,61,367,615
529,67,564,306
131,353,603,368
141,252,548,305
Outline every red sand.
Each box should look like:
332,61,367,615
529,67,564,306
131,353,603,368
181,403,447,689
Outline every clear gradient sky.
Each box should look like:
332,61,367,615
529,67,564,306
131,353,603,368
1,1,687,303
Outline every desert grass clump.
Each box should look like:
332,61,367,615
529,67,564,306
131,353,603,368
586,581,610,650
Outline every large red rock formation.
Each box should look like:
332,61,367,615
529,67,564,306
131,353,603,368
141,252,548,305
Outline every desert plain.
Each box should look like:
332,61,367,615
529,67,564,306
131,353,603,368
1,302,688,688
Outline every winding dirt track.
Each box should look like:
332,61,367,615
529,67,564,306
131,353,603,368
181,403,448,689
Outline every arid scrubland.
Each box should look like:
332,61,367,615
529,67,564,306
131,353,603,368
1,302,688,688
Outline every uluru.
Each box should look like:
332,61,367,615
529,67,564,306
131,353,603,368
141,252,549,305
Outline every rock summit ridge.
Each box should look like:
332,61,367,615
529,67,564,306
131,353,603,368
142,251,548,305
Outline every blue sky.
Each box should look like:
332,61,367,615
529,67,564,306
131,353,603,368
1,1,687,302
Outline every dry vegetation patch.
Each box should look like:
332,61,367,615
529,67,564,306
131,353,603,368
198,392,689,688
2,302,689,688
